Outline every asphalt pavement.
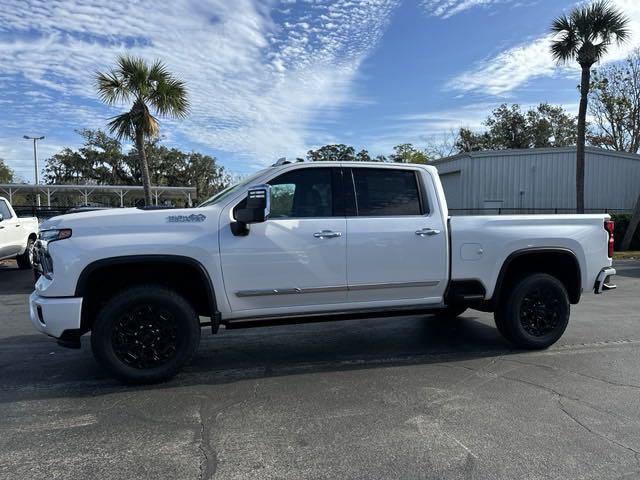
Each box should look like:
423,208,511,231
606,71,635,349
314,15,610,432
1,259,639,480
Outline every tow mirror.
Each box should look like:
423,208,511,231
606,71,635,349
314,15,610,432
231,184,271,236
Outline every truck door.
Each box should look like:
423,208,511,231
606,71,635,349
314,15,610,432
344,166,448,305
0,199,23,258
219,166,348,313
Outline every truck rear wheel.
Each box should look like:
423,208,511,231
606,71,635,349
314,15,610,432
495,273,569,349
91,286,200,384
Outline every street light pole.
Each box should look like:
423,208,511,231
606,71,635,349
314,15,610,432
23,135,45,207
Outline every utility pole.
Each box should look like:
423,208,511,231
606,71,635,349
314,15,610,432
23,135,45,207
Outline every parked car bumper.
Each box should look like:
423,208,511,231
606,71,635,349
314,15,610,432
594,267,617,294
29,292,82,338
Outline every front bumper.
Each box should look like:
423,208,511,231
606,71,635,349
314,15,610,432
594,267,617,294
29,292,83,338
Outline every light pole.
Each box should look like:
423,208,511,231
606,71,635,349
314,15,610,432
23,135,45,207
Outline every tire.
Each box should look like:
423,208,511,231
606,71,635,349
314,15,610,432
16,237,35,269
432,305,468,318
496,273,570,350
91,286,201,384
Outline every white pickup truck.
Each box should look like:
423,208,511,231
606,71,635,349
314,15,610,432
30,162,616,383
0,196,38,269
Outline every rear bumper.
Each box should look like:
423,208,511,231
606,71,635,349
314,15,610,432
594,267,617,294
29,292,83,338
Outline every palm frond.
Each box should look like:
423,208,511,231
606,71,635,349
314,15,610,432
549,1,629,65
117,55,150,98
95,69,130,105
107,111,136,141
150,77,190,118
148,59,170,83
550,13,572,35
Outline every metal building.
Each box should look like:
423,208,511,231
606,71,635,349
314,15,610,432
432,146,640,214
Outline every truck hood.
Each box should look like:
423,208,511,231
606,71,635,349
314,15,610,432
40,207,218,232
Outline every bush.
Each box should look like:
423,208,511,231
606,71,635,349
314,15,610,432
610,213,640,250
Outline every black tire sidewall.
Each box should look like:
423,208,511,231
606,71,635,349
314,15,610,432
91,286,200,384
502,273,570,349
16,238,34,269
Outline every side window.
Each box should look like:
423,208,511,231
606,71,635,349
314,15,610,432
268,168,334,218
352,168,424,216
0,200,12,220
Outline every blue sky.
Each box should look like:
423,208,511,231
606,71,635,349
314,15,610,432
2,0,640,181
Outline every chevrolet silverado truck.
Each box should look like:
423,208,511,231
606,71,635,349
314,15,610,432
30,162,617,383
0,196,38,269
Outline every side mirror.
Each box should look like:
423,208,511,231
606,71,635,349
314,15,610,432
231,184,271,236
0,213,3,222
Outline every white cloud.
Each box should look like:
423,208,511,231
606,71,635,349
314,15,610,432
0,0,398,176
448,0,640,95
421,0,523,18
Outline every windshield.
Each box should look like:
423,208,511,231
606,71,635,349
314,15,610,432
199,169,269,207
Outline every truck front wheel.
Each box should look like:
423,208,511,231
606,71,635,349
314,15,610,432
91,286,201,384
495,273,570,349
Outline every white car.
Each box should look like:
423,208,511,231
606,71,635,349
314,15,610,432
29,162,616,383
0,197,38,269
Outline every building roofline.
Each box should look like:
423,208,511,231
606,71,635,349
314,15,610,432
431,146,640,165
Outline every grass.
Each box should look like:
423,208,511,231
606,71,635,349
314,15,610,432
614,251,640,260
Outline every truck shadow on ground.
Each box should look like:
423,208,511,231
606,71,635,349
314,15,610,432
0,313,515,403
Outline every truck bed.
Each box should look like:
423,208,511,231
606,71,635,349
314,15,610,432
449,214,612,300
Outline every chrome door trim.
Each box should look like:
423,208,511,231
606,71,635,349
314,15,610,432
236,280,439,297
236,285,348,297
349,280,439,291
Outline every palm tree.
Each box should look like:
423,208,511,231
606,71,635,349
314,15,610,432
95,56,189,205
550,1,629,213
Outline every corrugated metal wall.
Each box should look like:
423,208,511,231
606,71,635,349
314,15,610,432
434,147,640,212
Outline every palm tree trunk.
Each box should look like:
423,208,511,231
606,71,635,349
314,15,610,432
576,65,591,214
135,128,153,206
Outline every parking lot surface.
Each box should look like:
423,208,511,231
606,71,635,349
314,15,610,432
1,259,639,480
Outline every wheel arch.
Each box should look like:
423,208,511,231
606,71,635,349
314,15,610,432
76,255,219,333
492,248,582,306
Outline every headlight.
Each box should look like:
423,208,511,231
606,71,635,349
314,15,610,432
39,228,72,242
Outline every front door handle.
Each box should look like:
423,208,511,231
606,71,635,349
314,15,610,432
313,230,342,239
415,228,441,237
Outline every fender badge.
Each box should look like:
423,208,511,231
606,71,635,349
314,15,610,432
167,214,206,223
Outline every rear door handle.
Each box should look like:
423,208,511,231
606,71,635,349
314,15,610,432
313,230,342,239
415,228,440,237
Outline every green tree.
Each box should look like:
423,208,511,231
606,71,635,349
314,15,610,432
127,142,229,203
455,104,577,152
96,55,189,205
455,127,492,152
389,144,430,164
187,152,231,203
484,104,530,149
306,144,356,162
44,129,130,185
0,158,14,183
588,50,640,153
551,0,629,212
527,103,578,148
355,149,372,162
